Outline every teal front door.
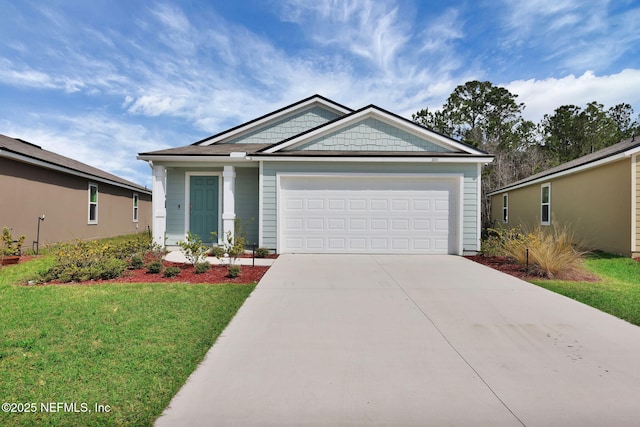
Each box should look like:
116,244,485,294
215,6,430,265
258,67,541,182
189,175,219,244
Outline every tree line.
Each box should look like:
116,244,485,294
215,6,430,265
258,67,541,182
412,80,640,228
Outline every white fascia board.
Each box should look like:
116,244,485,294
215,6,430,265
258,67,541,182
249,155,494,164
198,97,352,146
3,149,150,194
488,152,628,196
624,145,640,156
264,107,486,155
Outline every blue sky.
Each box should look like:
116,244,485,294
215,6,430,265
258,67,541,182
1,0,639,187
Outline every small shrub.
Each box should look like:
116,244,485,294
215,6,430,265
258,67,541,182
2,227,26,256
177,232,210,266
227,265,241,278
147,261,163,274
100,258,127,280
129,254,144,269
255,247,270,258
195,262,211,274
163,266,181,278
209,246,225,258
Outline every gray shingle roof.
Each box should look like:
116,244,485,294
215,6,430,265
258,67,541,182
0,133,150,193
139,143,272,156
490,137,640,194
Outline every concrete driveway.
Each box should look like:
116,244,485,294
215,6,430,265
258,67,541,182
155,255,640,426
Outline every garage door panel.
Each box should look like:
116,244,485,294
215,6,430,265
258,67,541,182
328,238,346,249
328,218,346,230
391,219,409,230
349,238,367,249
392,199,410,211
279,176,458,254
371,238,388,250
349,218,367,230
370,199,388,211
371,219,389,230
306,218,324,229
307,199,324,210
414,219,431,231
350,199,367,210
328,199,346,210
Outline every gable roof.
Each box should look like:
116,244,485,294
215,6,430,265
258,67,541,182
138,95,494,163
489,137,640,195
0,134,150,193
258,104,488,155
193,94,353,146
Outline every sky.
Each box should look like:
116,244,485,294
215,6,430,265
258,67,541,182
1,0,639,188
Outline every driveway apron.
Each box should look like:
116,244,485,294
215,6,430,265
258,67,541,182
155,255,640,427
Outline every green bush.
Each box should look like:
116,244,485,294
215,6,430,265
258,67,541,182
163,266,181,278
255,247,270,258
195,262,211,274
146,261,163,274
100,258,127,280
129,254,145,269
209,246,225,258
177,232,210,266
227,265,241,278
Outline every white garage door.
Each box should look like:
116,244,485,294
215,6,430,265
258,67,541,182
279,175,460,254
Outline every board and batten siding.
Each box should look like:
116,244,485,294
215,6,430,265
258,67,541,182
260,162,480,253
165,167,259,246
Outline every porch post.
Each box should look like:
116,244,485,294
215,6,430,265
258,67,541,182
152,165,167,247
222,165,236,242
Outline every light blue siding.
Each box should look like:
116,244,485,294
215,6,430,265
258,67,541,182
165,167,259,246
289,118,451,152
235,167,259,245
223,106,341,145
261,162,480,252
166,169,187,245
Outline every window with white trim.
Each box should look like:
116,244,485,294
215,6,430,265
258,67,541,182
88,183,98,224
133,193,139,222
541,183,551,225
502,193,508,223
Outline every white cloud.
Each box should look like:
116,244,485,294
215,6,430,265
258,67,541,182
498,0,640,73
505,69,640,123
1,113,179,187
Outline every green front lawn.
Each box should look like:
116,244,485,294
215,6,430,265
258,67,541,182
0,259,255,426
531,253,640,326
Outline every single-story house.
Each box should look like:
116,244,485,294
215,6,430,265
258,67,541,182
0,134,152,250
137,95,494,255
488,137,640,257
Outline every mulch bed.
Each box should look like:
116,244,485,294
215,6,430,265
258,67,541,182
465,255,540,280
6,257,268,286
109,262,269,284
465,255,599,282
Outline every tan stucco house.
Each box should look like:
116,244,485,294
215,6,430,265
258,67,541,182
0,134,152,250
488,137,640,257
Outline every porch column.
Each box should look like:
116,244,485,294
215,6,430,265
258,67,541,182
222,165,236,242
152,165,167,247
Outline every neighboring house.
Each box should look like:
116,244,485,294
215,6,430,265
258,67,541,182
137,95,493,255
0,134,152,250
488,137,640,257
